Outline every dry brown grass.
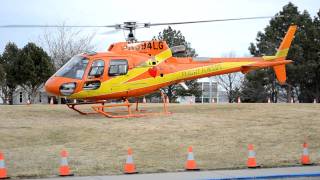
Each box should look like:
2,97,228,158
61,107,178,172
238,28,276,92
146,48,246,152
0,103,320,178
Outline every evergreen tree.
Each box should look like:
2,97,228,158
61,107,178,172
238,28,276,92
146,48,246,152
19,43,54,103
1,42,21,104
241,70,270,102
0,56,5,103
301,10,320,102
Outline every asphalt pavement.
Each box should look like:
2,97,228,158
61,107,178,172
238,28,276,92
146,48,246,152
25,166,320,180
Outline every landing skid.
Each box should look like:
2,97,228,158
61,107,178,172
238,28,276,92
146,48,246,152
66,92,171,118
66,100,106,115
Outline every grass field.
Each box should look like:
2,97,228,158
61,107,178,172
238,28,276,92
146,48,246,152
0,103,320,178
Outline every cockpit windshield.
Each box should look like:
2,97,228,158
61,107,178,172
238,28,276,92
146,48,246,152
55,56,89,79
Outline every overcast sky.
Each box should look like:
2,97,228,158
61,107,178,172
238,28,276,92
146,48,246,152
0,0,319,57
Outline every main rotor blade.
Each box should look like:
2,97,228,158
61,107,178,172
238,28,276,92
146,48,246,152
0,25,118,28
0,16,278,29
149,16,274,26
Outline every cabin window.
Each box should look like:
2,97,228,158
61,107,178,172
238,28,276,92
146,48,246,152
89,60,105,78
108,59,128,76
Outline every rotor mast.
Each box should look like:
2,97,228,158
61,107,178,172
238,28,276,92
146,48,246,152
117,22,151,43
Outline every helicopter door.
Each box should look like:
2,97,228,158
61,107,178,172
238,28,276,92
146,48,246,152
83,59,105,90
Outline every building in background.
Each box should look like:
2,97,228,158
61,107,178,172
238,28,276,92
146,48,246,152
0,85,50,105
177,77,229,103
196,77,218,103
176,96,196,104
196,77,228,103
13,86,49,104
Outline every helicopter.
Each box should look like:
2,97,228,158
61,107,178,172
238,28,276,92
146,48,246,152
0,17,297,118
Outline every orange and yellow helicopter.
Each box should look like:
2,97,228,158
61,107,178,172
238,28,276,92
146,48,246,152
2,17,297,118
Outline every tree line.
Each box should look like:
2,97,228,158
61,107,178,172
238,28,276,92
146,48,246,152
0,26,95,104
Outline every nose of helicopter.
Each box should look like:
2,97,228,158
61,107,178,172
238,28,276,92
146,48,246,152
44,77,62,96
45,77,79,97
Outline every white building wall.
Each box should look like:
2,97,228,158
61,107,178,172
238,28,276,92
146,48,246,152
10,85,50,104
197,77,229,103
176,96,195,104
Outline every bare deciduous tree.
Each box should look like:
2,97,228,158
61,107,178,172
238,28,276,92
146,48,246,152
39,23,96,69
215,52,243,103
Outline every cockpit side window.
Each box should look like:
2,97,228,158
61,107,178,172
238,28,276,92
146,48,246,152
89,60,105,78
108,59,128,76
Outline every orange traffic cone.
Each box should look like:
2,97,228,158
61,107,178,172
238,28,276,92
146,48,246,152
185,146,199,171
124,148,137,174
247,144,258,168
59,150,73,176
0,152,8,179
301,142,312,165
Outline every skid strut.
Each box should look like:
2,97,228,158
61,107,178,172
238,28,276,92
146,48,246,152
66,100,106,115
